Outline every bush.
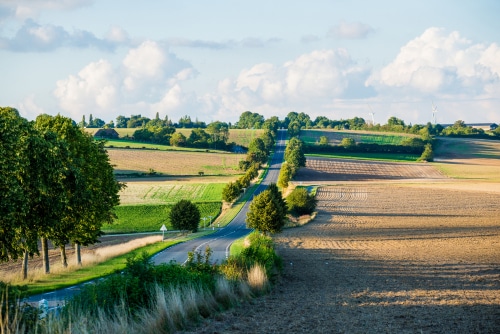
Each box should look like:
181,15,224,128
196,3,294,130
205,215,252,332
286,187,317,216
418,143,434,162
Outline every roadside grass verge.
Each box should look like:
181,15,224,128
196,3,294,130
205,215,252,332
306,152,420,162
2,232,280,333
20,232,213,296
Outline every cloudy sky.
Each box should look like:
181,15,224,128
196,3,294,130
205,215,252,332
1,0,499,125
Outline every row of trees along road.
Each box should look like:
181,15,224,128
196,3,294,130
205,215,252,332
0,107,123,279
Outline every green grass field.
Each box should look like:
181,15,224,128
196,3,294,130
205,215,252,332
106,202,222,233
300,129,413,145
306,152,420,162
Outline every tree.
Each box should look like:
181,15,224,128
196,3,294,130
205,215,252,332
285,137,306,170
247,137,268,164
35,114,123,267
115,115,129,128
319,136,329,146
0,107,31,262
22,129,69,277
188,128,211,148
286,187,317,216
236,111,264,129
170,200,201,233
340,137,356,149
222,182,241,203
418,143,434,162
246,189,286,235
267,183,287,220
277,162,293,188
170,132,187,147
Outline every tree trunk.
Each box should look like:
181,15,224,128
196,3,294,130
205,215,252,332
60,245,68,268
75,243,82,266
41,238,50,274
22,250,29,280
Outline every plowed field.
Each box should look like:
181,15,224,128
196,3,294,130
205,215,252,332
187,139,500,333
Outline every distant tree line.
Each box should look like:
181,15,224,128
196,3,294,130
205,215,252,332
0,107,123,279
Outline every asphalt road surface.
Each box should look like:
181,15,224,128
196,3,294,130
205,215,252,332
25,129,286,306
152,128,286,265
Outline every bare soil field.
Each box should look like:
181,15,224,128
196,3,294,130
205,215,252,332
185,139,500,333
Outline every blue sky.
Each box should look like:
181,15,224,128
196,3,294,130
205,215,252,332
1,0,499,125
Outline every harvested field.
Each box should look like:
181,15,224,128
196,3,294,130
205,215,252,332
188,184,500,333
107,148,245,175
295,157,446,182
186,138,500,333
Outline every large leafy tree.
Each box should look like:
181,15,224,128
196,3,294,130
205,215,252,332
246,188,286,235
236,111,264,129
170,200,201,233
247,137,268,164
284,137,306,170
22,129,69,277
222,181,241,203
0,107,31,262
35,114,123,267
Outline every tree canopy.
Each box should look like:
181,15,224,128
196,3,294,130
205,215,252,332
246,183,286,235
170,200,201,233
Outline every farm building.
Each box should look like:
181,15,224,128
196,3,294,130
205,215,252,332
94,128,119,139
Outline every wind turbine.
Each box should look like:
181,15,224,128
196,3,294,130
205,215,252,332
432,101,438,124
368,104,375,125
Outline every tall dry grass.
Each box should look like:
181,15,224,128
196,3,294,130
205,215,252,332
1,270,264,334
1,236,161,285
247,264,269,295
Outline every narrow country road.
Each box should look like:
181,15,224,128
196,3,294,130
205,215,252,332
24,129,286,306
152,128,286,265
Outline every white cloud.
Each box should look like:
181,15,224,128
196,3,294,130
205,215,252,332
17,94,45,119
212,49,372,120
367,27,500,96
2,0,92,20
53,40,195,120
1,19,130,52
328,21,374,39
54,59,118,118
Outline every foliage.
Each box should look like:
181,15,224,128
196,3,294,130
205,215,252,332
222,181,241,203
247,137,269,164
170,131,187,146
286,187,318,216
67,251,215,317
246,188,286,235
35,114,124,268
170,200,201,233
236,111,265,129
340,137,356,148
277,162,293,188
0,107,32,261
418,143,434,162
221,232,282,282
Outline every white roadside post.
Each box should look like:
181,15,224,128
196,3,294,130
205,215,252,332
160,224,168,241
208,215,213,230
201,217,207,230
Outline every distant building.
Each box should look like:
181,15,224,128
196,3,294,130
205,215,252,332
94,128,119,139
